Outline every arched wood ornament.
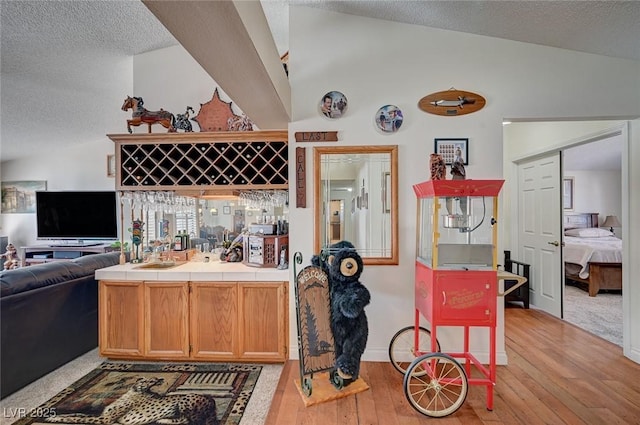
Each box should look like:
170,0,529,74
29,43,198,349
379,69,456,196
418,88,486,117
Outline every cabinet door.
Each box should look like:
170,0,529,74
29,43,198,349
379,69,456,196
144,281,190,359
434,272,496,326
190,283,238,360
99,281,143,358
238,282,288,361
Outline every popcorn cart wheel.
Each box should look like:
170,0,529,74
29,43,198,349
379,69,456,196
388,325,441,375
403,352,468,417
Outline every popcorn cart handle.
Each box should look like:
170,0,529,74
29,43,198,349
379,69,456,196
497,270,528,297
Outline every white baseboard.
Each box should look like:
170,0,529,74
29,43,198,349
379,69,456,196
289,346,509,365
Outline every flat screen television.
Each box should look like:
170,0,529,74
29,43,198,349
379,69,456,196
36,191,118,245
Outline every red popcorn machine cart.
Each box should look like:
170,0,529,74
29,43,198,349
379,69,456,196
388,179,526,417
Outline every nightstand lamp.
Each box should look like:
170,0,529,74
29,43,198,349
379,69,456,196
602,215,621,235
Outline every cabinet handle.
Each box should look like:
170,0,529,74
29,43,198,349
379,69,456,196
442,291,446,305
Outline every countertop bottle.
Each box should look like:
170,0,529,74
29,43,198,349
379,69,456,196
174,232,183,251
181,230,189,250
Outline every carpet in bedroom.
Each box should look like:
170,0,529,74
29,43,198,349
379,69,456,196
564,283,622,346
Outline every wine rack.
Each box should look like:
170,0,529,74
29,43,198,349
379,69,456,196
107,131,288,192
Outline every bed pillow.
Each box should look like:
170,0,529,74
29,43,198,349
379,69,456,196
564,227,613,237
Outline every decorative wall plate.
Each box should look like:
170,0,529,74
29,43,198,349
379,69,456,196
375,105,403,133
319,91,348,119
418,88,486,117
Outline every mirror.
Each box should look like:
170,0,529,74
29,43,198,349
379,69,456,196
128,190,288,250
314,145,398,265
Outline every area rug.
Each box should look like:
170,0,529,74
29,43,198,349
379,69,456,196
564,283,622,346
11,362,262,425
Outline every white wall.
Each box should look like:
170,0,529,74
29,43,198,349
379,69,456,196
289,6,640,364
132,45,248,133
628,119,640,360
568,170,622,231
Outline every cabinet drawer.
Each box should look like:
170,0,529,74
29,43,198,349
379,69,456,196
432,272,497,326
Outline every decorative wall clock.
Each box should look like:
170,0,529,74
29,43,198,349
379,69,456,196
319,91,347,119
418,88,485,117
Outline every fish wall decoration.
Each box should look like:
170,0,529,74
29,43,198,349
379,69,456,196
418,88,486,116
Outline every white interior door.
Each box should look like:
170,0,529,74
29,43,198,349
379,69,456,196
517,154,563,317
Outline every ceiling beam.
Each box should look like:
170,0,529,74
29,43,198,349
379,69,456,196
142,0,290,129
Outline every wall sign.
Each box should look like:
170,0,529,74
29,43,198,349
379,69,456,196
418,88,486,117
296,147,306,208
295,131,338,142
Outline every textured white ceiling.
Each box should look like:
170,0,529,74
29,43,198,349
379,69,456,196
1,1,638,162
264,0,640,61
0,0,178,163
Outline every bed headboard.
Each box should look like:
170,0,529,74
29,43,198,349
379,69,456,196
564,212,599,229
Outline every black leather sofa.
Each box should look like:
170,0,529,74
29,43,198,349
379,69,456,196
0,252,120,398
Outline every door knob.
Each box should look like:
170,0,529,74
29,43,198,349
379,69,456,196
547,240,560,246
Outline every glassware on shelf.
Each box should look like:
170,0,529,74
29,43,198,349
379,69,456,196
119,191,198,215
238,190,288,210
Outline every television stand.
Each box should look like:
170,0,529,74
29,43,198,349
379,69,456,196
50,242,103,248
21,243,112,267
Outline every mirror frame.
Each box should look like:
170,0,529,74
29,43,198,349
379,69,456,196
314,145,398,265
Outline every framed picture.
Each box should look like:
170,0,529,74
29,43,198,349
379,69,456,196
563,177,574,210
1,180,47,213
223,206,231,215
107,154,116,177
434,138,469,165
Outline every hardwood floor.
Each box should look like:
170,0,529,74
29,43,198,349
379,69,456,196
265,308,640,424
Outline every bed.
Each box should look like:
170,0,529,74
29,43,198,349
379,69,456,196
563,212,622,297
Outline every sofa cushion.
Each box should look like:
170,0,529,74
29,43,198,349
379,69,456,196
0,252,120,297
71,252,121,274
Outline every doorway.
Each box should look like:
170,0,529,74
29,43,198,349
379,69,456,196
561,135,623,345
329,199,343,244
509,122,628,333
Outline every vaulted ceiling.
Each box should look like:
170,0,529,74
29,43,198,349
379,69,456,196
1,1,638,163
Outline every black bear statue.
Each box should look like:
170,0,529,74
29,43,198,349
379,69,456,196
326,245,370,384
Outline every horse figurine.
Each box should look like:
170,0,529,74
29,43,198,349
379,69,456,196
121,96,176,133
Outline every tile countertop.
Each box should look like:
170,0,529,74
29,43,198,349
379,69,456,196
95,260,291,282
